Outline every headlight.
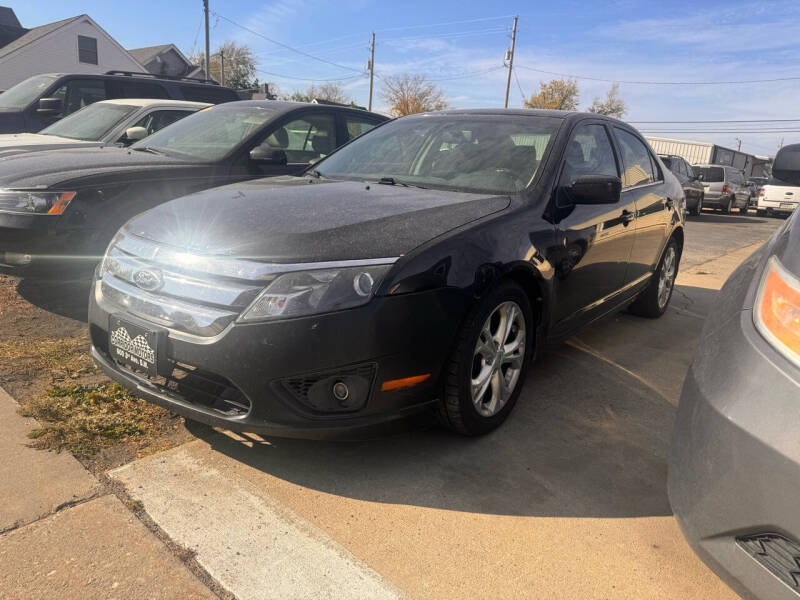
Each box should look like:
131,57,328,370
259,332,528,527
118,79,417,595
754,255,800,367
238,263,393,322
0,190,76,215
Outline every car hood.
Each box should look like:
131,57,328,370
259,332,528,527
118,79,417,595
0,146,193,188
124,177,512,262
0,133,97,158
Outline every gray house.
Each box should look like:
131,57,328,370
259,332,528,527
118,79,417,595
127,44,203,79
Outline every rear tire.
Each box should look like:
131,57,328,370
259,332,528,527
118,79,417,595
628,238,679,319
439,281,533,436
756,209,767,217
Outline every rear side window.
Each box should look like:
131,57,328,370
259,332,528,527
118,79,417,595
614,128,655,187
345,116,378,141
180,86,238,104
108,80,169,99
696,167,724,182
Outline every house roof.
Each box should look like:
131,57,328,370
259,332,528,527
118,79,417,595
0,14,81,60
0,6,21,28
127,44,173,65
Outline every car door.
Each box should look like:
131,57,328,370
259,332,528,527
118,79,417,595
551,121,638,330
613,127,671,284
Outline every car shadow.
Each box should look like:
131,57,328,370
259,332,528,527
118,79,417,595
15,271,93,322
183,284,718,520
694,212,768,225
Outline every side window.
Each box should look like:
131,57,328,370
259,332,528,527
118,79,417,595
50,79,107,115
263,114,337,164
108,80,169,99
128,110,194,137
559,123,618,186
181,86,238,104
345,116,378,141
614,128,655,187
685,163,694,179
676,159,687,177
78,36,98,65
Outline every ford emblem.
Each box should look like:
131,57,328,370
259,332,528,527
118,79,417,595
133,268,163,292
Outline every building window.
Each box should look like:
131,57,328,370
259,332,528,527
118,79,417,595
78,35,98,64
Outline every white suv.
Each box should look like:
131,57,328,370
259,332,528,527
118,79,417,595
756,180,800,217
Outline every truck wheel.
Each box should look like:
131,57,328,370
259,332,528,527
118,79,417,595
439,281,533,436
628,238,679,319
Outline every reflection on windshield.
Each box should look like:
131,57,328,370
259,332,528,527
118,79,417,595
40,103,137,141
0,74,58,109
316,116,560,194
132,106,279,161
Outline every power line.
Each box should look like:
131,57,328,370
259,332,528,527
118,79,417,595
383,27,509,43
255,69,365,82
212,12,363,72
513,69,526,104
376,15,514,33
515,64,800,85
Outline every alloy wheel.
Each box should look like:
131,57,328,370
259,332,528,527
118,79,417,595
657,245,677,309
471,301,526,417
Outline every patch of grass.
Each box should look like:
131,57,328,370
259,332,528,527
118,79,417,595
20,382,169,458
0,336,94,379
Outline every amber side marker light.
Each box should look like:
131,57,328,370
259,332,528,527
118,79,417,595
47,192,76,215
755,256,800,367
380,374,431,392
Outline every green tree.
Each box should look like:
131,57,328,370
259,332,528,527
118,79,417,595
524,79,579,110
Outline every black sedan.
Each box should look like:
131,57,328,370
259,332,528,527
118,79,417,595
0,100,386,271
659,154,705,216
669,143,800,599
89,109,685,437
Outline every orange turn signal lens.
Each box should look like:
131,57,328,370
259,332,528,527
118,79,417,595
755,256,800,366
47,192,76,215
380,373,431,392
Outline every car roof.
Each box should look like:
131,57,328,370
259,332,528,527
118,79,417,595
401,108,628,125
94,98,211,108
211,99,386,118
39,72,223,86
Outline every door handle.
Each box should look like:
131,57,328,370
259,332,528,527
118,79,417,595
621,210,635,226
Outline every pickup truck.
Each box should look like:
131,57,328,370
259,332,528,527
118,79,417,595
756,180,800,216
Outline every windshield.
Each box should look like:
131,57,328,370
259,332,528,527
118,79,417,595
696,166,724,182
40,102,137,141
316,115,560,194
0,74,58,109
132,105,279,161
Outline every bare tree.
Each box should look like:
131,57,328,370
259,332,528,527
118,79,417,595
285,82,351,104
189,41,256,89
381,74,448,116
524,79,579,110
587,83,627,118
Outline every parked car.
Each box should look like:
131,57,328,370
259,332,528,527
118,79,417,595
669,142,800,600
0,100,387,271
87,109,685,438
747,176,769,206
0,98,209,158
0,71,239,134
659,154,704,216
694,164,750,214
756,178,800,217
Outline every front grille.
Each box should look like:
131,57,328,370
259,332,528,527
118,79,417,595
738,533,800,590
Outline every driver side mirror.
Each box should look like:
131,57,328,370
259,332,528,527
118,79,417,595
250,146,287,165
122,126,148,145
37,97,63,116
562,175,621,205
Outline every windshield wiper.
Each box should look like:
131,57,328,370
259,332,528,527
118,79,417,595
133,147,163,155
378,176,427,189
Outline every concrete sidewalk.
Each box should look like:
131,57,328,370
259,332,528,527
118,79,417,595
0,387,216,600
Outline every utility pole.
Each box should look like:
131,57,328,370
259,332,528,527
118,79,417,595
367,32,375,111
220,49,225,86
504,16,518,108
736,137,742,151
203,0,210,81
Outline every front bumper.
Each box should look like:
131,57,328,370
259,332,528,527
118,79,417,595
668,248,800,600
0,213,97,272
89,280,466,438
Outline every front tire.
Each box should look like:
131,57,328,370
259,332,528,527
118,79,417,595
439,281,533,436
628,238,679,319
690,195,703,216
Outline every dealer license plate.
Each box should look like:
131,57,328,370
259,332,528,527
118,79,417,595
109,315,159,377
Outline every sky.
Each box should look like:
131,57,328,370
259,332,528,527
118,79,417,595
13,0,800,156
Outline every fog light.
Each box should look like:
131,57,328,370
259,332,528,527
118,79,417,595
332,381,349,402
2,252,32,266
